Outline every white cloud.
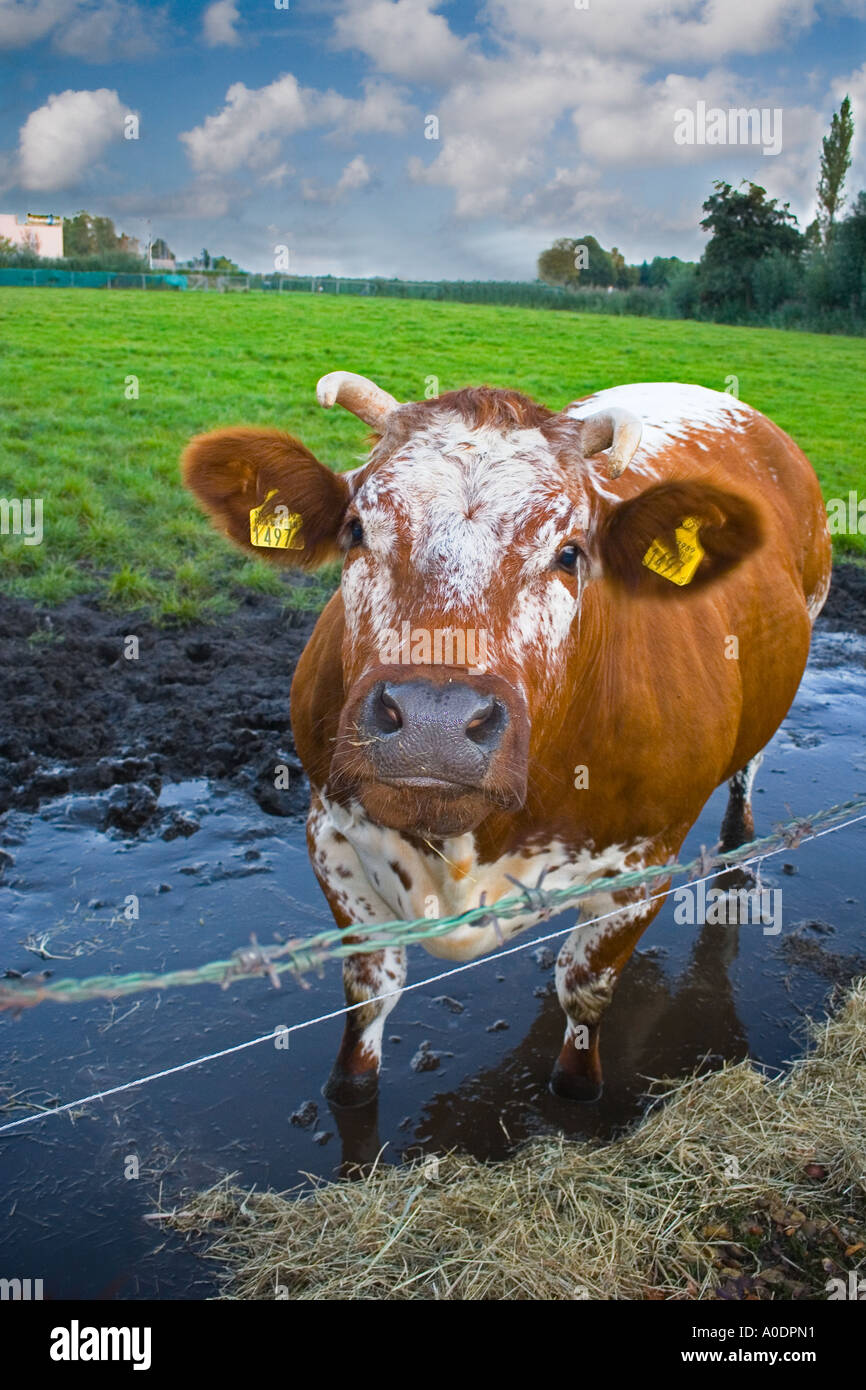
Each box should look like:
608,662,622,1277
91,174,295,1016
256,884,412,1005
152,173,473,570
410,133,531,217
180,73,413,176
259,162,293,188
0,0,62,48
336,79,416,136
17,87,127,190
404,12,839,234
202,0,240,48
337,153,371,191
572,68,822,169
516,164,626,227
329,0,857,236
181,75,309,175
484,0,820,65
408,53,582,216
333,0,474,84
302,153,372,202
0,0,165,61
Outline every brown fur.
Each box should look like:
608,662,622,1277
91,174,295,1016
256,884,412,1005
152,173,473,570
182,427,349,570
372,387,554,456
599,480,765,595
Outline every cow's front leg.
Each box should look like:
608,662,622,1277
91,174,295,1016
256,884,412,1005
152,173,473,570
551,900,656,1102
323,943,407,1108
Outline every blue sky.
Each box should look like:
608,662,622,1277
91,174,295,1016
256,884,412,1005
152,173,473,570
1,0,864,277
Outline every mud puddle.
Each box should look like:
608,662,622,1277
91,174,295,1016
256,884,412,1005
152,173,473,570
0,613,865,1299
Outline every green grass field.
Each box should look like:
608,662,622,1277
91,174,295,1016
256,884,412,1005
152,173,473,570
1,287,864,619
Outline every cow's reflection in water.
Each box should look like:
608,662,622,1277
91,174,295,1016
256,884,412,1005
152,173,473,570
328,890,748,1174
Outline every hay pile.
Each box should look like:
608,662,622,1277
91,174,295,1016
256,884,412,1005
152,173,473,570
170,979,866,1299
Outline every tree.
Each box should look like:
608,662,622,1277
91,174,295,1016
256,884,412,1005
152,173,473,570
609,246,639,288
646,255,690,287
62,210,140,260
819,188,866,314
537,237,581,287
697,180,803,318
817,95,854,243
151,237,174,261
63,211,96,256
538,234,619,288
91,215,119,254
201,248,211,269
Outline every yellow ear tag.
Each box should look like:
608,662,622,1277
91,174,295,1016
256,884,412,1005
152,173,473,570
642,515,704,586
249,489,304,550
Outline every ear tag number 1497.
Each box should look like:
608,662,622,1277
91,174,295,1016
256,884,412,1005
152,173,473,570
249,489,304,550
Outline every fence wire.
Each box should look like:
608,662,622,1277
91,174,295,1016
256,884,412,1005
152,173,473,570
2,797,864,1016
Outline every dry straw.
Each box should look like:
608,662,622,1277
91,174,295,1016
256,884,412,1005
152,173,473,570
167,978,866,1300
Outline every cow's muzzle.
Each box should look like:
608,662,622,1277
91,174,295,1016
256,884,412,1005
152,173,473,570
332,666,529,837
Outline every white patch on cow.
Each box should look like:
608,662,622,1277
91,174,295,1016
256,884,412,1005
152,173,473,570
355,502,398,553
559,964,617,1029
807,566,831,622
343,413,591,674
513,507,580,576
554,889,661,1030
340,550,397,644
344,944,407,1065
353,414,566,610
341,461,369,490
308,793,394,924
309,790,652,963
505,573,579,671
730,750,763,805
568,383,756,476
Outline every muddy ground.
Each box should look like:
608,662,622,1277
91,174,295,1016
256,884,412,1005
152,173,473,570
0,590,317,832
1,562,865,831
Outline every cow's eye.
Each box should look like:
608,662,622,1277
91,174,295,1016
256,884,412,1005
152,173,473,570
347,517,364,548
555,543,583,573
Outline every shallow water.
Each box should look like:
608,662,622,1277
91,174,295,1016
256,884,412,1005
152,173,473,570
1,628,864,1299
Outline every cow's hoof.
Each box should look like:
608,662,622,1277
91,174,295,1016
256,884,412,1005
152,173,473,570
549,1063,603,1104
323,1067,379,1109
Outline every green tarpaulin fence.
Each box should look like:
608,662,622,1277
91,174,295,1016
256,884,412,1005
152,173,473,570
0,269,187,289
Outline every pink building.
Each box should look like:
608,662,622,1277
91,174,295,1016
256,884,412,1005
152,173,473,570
0,213,64,258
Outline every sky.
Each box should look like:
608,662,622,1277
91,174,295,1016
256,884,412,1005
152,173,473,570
0,0,864,279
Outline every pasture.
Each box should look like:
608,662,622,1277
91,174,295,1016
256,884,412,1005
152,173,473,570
1,287,864,619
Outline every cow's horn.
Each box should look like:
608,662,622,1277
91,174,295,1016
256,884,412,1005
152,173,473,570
316,372,399,431
578,407,643,478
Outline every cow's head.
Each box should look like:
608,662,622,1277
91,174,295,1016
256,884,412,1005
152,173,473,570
183,373,762,838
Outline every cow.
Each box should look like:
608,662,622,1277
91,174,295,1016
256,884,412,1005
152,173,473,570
182,373,831,1106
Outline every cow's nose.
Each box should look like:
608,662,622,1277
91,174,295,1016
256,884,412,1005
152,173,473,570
360,679,508,785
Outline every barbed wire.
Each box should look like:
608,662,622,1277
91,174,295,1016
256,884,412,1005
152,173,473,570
0,797,863,1137
2,796,864,1016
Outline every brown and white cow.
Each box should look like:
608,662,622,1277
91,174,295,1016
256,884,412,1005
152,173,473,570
182,373,831,1105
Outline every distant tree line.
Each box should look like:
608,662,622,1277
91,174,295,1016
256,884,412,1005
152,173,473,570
537,96,864,334
1,99,862,335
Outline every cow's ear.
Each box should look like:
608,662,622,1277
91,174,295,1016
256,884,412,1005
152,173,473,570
182,427,350,569
598,481,764,596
